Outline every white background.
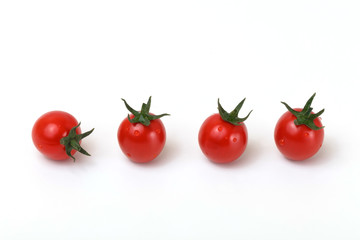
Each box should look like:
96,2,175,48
1,0,360,239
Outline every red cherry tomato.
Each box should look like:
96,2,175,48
32,111,93,161
118,97,169,163
274,93,325,161
274,108,324,161
117,114,166,163
198,113,248,163
198,98,252,164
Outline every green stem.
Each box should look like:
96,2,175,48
218,98,252,125
281,93,325,130
122,96,170,126
60,122,94,161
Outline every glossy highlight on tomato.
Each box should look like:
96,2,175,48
198,98,252,164
32,111,93,161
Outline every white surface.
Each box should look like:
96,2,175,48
1,1,360,239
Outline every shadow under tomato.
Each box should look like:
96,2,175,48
43,154,96,167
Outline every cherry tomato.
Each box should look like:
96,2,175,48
118,114,166,163
32,111,94,161
198,98,252,164
117,97,169,163
274,93,325,161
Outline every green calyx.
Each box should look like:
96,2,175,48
122,96,170,126
60,123,94,161
281,93,325,130
218,98,252,125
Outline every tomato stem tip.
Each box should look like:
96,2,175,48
217,98,252,125
121,96,169,126
281,93,325,130
60,122,94,161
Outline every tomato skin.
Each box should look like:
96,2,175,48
198,113,248,163
117,114,166,163
32,111,81,160
274,108,324,161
